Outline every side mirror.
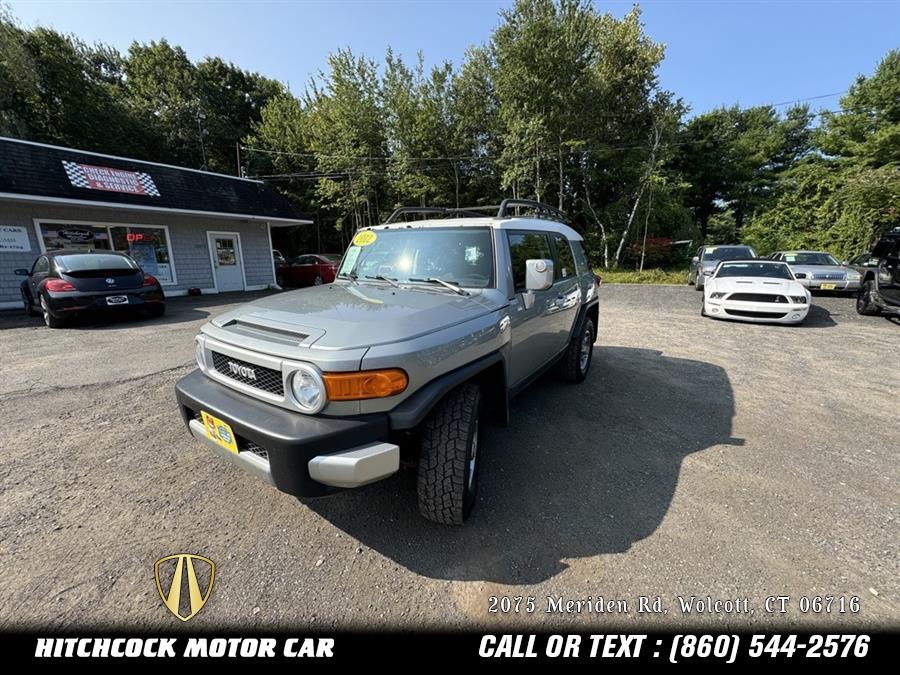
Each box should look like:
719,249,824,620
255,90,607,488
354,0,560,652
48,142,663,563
14,268,29,276
525,259,553,292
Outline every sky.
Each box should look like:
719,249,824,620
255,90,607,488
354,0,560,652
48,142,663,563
7,0,900,116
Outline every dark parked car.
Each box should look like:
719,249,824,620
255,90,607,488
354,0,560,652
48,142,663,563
688,244,757,290
856,227,900,317
15,250,165,328
275,253,340,288
844,251,881,277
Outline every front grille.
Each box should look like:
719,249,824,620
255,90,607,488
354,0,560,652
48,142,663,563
811,272,845,280
211,351,283,396
240,438,269,461
728,293,788,303
725,309,788,319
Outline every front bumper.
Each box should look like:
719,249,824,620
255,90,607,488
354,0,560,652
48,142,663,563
797,278,861,291
705,299,810,324
175,369,398,497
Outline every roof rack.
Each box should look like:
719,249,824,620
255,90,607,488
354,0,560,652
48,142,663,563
497,199,567,222
385,199,568,224
385,206,489,224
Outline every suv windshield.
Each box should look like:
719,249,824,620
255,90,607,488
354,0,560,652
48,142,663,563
782,252,839,265
338,227,494,288
716,262,793,280
702,246,755,262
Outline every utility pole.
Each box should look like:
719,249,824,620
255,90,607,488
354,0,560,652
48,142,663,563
235,142,242,177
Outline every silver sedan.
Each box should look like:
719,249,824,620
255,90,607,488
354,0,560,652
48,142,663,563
769,251,863,292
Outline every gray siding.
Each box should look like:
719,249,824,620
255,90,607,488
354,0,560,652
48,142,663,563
0,199,278,306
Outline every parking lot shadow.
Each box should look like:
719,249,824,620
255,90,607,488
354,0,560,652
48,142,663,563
308,346,738,584
0,290,276,331
800,303,837,328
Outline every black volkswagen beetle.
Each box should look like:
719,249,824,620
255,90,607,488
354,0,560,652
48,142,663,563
15,250,165,328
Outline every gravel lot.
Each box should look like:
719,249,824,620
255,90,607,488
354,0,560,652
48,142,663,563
0,285,896,631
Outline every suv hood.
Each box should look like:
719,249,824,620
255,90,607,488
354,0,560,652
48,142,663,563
206,283,502,350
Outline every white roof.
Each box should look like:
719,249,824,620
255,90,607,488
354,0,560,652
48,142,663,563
370,216,583,241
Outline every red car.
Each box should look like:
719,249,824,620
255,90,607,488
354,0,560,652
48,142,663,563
276,254,341,288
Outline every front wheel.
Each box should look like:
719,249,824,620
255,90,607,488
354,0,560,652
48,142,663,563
856,281,881,316
417,383,482,525
22,289,38,316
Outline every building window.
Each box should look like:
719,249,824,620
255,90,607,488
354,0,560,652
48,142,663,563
109,226,174,284
39,223,111,251
38,221,176,285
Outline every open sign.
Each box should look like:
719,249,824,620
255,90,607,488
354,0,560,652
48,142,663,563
126,233,146,242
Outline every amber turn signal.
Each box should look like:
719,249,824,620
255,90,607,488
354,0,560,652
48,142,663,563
323,369,408,401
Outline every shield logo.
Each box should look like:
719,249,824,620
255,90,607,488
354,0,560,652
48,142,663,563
154,553,215,621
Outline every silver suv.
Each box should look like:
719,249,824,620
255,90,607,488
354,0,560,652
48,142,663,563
175,200,600,524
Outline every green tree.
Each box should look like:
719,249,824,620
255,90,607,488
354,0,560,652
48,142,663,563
303,49,387,235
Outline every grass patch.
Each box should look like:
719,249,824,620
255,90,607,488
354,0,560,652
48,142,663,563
597,268,688,285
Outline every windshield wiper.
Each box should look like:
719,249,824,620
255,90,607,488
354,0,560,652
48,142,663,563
337,272,358,284
364,274,400,288
409,277,469,296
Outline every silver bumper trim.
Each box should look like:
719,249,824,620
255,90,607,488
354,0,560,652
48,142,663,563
188,419,274,485
308,442,400,488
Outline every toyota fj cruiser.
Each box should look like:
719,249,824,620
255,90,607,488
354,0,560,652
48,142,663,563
175,200,599,524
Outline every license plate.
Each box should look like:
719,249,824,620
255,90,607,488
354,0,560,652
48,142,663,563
820,283,836,290
106,295,128,305
201,411,238,454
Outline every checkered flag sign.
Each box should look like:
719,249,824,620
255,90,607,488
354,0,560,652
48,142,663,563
62,160,160,197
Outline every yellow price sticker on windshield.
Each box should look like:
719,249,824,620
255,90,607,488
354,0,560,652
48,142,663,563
353,230,377,247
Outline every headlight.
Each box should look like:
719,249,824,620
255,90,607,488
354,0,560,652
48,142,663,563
290,365,326,414
709,292,726,299
702,269,714,276
848,272,862,281
195,340,205,369
789,295,807,304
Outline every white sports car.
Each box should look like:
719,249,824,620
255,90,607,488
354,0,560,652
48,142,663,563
702,260,812,324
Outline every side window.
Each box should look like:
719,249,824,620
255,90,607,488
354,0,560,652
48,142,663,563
507,231,552,292
295,255,313,265
551,234,576,280
32,256,50,274
571,240,591,275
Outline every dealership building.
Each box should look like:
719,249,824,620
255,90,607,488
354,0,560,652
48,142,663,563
0,137,311,309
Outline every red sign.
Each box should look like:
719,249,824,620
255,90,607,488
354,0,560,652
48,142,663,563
62,161,160,197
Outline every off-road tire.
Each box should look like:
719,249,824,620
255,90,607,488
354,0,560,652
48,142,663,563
561,317,594,383
856,281,881,316
417,383,482,525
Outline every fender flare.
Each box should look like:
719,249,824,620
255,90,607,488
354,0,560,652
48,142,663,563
388,351,507,430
